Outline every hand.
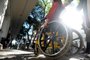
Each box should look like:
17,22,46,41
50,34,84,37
41,19,48,28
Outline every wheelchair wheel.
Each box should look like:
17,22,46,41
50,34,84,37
38,21,72,57
68,29,83,55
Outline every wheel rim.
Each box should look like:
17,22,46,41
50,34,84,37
39,22,69,56
69,30,83,54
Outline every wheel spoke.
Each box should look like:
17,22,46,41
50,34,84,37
52,40,54,54
44,39,52,51
72,44,80,49
73,37,79,40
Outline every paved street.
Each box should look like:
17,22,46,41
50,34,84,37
0,49,90,60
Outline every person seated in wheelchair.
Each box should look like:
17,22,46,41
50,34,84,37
27,0,73,49
28,0,65,28
28,0,73,28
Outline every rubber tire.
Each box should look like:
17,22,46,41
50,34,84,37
38,20,72,58
68,29,83,55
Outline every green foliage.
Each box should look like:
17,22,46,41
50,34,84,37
38,0,53,16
